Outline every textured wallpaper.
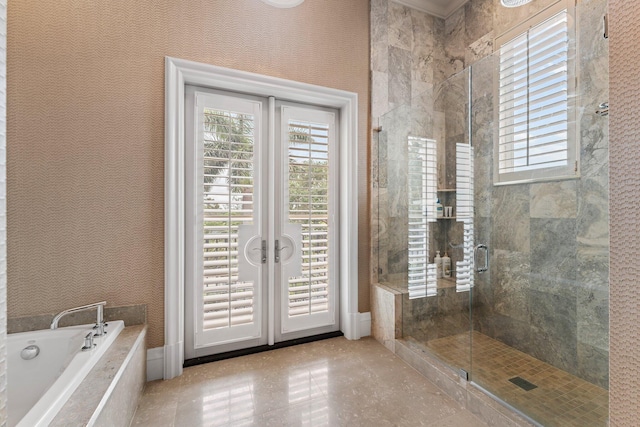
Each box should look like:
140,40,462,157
609,0,640,424
0,0,6,423
7,0,370,348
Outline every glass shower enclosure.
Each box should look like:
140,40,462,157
374,2,609,425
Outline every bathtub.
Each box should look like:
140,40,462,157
7,320,125,427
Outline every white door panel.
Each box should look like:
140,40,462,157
278,105,338,338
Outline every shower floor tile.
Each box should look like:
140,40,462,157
420,331,609,427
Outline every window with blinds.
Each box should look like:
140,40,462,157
201,107,257,331
497,7,576,184
287,119,331,317
407,136,437,299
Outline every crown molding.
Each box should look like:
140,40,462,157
391,0,469,19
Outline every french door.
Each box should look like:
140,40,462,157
185,86,339,358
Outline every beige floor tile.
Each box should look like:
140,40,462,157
132,337,488,427
436,410,490,427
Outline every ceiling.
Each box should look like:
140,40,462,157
391,0,470,19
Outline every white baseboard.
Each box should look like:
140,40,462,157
148,316,371,382
146,347,164,381
358,312,371,338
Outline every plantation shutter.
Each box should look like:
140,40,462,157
497,9,576,183
281,106,337,333
407,136,437,299
194,92,263,346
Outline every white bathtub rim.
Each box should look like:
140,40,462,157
15,320,125,427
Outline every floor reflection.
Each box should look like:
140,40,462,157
198,377,254,425
289,361,329,425
132,337,490,427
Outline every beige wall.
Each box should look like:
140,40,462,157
7,0,370,348
609,0,640,423
0,0,6,423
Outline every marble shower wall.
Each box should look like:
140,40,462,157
371,0,447,286
371,0,609,389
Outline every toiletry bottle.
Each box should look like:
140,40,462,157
443,251,452,278
435,251,442,278
436,198,444,218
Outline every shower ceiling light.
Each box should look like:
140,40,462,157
501,0,534,7
261,0,305,8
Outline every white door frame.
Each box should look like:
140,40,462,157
164,57,359,379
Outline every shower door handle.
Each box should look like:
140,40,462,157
474,244,489,273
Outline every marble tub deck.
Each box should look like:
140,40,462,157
132,337,488,426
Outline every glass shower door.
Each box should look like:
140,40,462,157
376,68,474,379
468,2,609,424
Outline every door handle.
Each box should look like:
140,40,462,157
274,241,292,263
474,244,489,273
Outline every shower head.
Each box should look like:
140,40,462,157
501,0,534,7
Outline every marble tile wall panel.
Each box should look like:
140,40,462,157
577,287,609,352
388,217,408,276
410,9,435,85
474,156,492,218
8,304,147,333
371,71,389,123
432,18,451,85
526,289,578,375
410,84,433,137
377,188,389,282
577,341,609,389
370,186,381,285
388,46,412,109
371,0,389,74
529,218,578,299
491,184,531,253
470,95,493,155
371,284,403,352
464,0,493,48
444,8,466,72
530,181,578,219
577,176,609,250
388,2,412,51
491,249,530,322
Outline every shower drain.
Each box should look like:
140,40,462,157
509,376,538,391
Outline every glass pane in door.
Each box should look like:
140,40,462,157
280,106,338,335
202,108,256,330
191,92,264,349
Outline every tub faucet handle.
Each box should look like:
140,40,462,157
93,322,107,337
81,332,95,351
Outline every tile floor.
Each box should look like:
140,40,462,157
132,337,488,426
422,331,609,427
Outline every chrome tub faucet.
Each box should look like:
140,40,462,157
50,301,107,336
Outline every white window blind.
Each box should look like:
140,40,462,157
201,107,257,331
497,8,576,183
407,136,437,299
